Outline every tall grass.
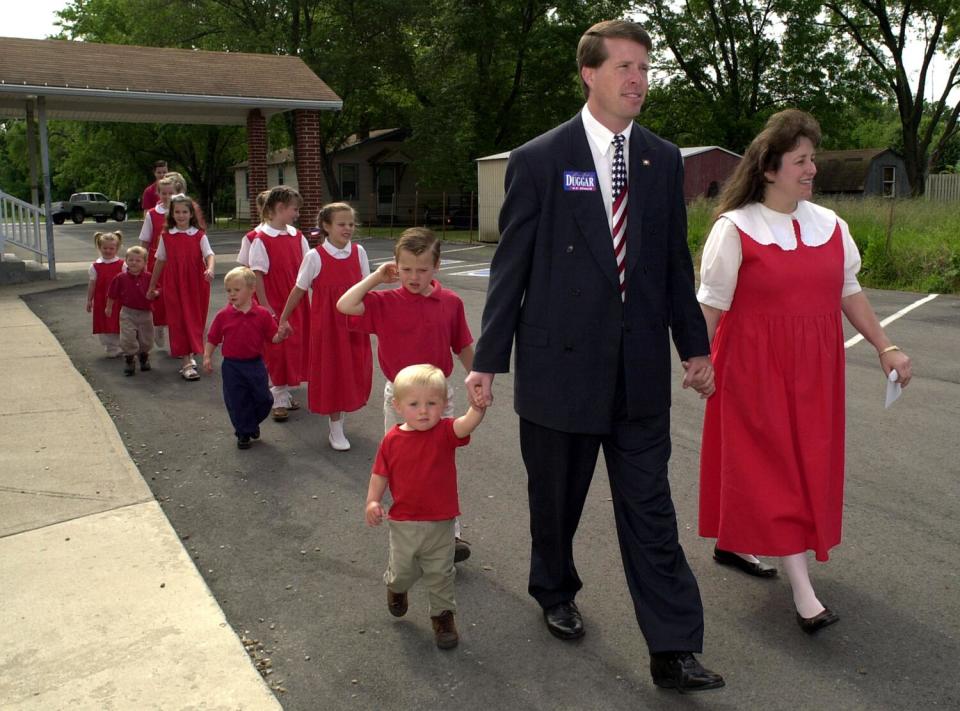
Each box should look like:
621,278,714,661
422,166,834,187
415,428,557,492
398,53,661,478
686,197,960,294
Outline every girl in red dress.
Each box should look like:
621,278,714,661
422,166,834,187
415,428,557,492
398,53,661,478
86,230,124,357
248,186,310,420
697,110,913,633
277,203,373,451
138,173,184,349
146,194,215,380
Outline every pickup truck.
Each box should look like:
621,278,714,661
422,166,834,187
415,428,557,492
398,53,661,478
48,192,127,225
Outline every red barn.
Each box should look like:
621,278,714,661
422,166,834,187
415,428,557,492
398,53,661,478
680,146,741,201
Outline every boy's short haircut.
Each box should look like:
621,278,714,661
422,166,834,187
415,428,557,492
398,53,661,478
125,245,147,259
394,227,440,265
224,266,257,288
392,364,447,402
94,230,123,248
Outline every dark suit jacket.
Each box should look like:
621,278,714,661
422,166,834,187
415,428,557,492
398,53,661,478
472,114,710,434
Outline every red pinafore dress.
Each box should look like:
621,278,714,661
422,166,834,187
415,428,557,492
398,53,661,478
92,259,123,334
255,232,310,387
699,218,846,562
145,207,168,326
307,246,372,414
161,229,210,357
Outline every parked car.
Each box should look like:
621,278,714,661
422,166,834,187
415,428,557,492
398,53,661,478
48,192,127,225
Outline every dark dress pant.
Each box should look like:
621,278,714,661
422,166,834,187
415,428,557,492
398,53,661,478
222,356,273,438
519,360,704,653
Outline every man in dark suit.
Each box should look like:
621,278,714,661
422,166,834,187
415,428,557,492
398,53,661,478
465,20,724,693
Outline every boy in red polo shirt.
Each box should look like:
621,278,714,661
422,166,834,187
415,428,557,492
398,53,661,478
365,363,485,650
106,245,154,376
337,227,476,561
204,267,286,449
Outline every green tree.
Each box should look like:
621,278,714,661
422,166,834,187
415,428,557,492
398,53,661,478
824,0,960,194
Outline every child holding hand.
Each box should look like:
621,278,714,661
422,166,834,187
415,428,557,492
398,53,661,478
106,245,154,376
146,194,215,380
365,364,485,650
203,267,286,449
86,230,124,357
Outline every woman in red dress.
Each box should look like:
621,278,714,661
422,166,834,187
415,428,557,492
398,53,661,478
697,110,913,633
146,194,215,380
248,186,310,421
277,203,373,451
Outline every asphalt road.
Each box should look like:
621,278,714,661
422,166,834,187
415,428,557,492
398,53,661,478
23,227,960,710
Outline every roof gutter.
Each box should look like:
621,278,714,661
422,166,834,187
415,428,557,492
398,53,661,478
0,83,342,111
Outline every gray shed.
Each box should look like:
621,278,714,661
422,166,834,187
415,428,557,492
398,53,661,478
814,149,909,198
476,151,510,243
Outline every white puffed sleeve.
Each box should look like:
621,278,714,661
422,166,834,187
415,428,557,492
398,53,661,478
838,217,862,297
295,250,322,290
697,218,742,311
248,239,270,273
357,244,371,277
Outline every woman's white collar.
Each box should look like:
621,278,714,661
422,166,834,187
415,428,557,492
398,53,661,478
720,201,838,250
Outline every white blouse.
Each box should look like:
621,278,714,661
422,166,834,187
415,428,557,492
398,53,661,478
155,227,214,261
236,223,265,266
697,201,862,311
294,241,370,290
248,224,310,273
137,203,167,245
88,256,124,280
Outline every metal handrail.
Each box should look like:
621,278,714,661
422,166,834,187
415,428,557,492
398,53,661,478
0,190,45,263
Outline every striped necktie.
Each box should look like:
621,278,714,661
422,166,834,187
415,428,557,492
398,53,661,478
611,133,627,299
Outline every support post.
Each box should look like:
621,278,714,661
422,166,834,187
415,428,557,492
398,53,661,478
37,97,56,279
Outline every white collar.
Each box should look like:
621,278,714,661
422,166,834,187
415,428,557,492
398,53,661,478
321,239,352,257
95,256,122,264
581,104,633,157
260,223,298,237
169,226,199,235
720,201,838,250
155,204,167,215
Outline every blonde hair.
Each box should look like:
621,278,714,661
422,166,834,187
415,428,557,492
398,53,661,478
395,227,440,265
224,266,256,288
94,230,123,249
317,202,356,240
255,189,270,214
159,172,187,193
262,185,302,222
392,364,447,402
125,245,147,259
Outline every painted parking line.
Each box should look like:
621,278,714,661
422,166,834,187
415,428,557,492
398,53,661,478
369,257,467,267
448,267,490,278
844,293,939,349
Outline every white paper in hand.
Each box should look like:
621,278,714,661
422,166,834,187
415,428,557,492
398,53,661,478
885,369,902,409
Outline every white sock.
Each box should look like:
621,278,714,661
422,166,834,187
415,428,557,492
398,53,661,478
782,552,825,618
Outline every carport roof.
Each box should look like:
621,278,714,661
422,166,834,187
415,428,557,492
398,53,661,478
0,37,342,125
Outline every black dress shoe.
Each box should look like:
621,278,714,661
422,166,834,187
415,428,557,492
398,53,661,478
713,546,777,578
797,607,839,634
543,601,584,640
650,652,725,694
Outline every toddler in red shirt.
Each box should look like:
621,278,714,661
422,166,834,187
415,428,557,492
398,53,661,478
203,267,286,449
365,364,485,650
106,245,154,375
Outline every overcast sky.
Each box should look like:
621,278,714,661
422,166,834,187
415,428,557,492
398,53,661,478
4,1,955,103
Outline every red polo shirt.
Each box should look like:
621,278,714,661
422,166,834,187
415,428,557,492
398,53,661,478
348,281,472,381
107,269,153,311
373,418,469,520
142,183,159,211
207,304,277,359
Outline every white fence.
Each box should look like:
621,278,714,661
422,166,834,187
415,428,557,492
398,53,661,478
926,174,960,201
0,190,45,260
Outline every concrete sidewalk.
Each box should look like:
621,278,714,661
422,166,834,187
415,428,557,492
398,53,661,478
0,269,279,709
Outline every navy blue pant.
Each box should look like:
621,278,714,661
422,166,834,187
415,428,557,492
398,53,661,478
519,358,704,654
221,357,273,438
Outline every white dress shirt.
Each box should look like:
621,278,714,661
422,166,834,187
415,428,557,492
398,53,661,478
581,104,633,230
138,203,168,245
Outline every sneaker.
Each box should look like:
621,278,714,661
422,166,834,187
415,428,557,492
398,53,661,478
237,435,252,450
124,356,136,376
431,610,459,650
454,537,471,563
387,589,408,618
328,429,351,451
138,353,151,372
287,399,301,411
271,407,288,422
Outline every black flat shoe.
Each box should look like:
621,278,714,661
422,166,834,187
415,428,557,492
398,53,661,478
650,652,725,694
714,546,777,578
797,607,839,634
543,601,584,640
